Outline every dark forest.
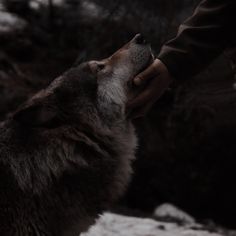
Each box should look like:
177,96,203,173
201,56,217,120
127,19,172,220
0,0,236,235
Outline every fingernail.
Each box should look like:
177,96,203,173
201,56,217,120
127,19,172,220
134,77,142,86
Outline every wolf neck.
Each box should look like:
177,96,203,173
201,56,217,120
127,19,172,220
69,98,136,160
97,80,127,124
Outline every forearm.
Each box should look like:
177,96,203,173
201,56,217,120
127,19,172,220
158,0,235,79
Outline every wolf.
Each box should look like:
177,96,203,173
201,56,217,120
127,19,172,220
0,34,153,236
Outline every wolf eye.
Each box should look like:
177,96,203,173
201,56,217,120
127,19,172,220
97,64,105,71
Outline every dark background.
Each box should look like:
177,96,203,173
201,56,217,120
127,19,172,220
0,0,236,228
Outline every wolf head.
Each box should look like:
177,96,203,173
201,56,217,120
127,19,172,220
89,34,153,107
13,34,153,128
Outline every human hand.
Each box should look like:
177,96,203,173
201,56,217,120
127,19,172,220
126,59,172,119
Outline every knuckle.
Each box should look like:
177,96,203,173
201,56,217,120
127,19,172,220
139,73,147,81
134,76,143,85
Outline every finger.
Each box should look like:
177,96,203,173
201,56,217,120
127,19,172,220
127,88,154,110
127,83,166,117
133,59,160,86
127,91,164,119
127,75,165,110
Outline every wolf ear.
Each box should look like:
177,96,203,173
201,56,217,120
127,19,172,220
14,103,59,128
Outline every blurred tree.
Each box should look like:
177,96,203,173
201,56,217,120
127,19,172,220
0,0,235,227
3,0,30,15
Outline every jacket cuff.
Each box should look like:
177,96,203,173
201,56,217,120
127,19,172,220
158,47,186,80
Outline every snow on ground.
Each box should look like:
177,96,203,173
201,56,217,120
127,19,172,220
82,212,222,236
154,203,195,224
82,204,236,236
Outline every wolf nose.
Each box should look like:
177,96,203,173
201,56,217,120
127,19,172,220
134,34,147,45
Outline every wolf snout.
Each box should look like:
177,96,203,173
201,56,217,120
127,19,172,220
133,34,147,45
